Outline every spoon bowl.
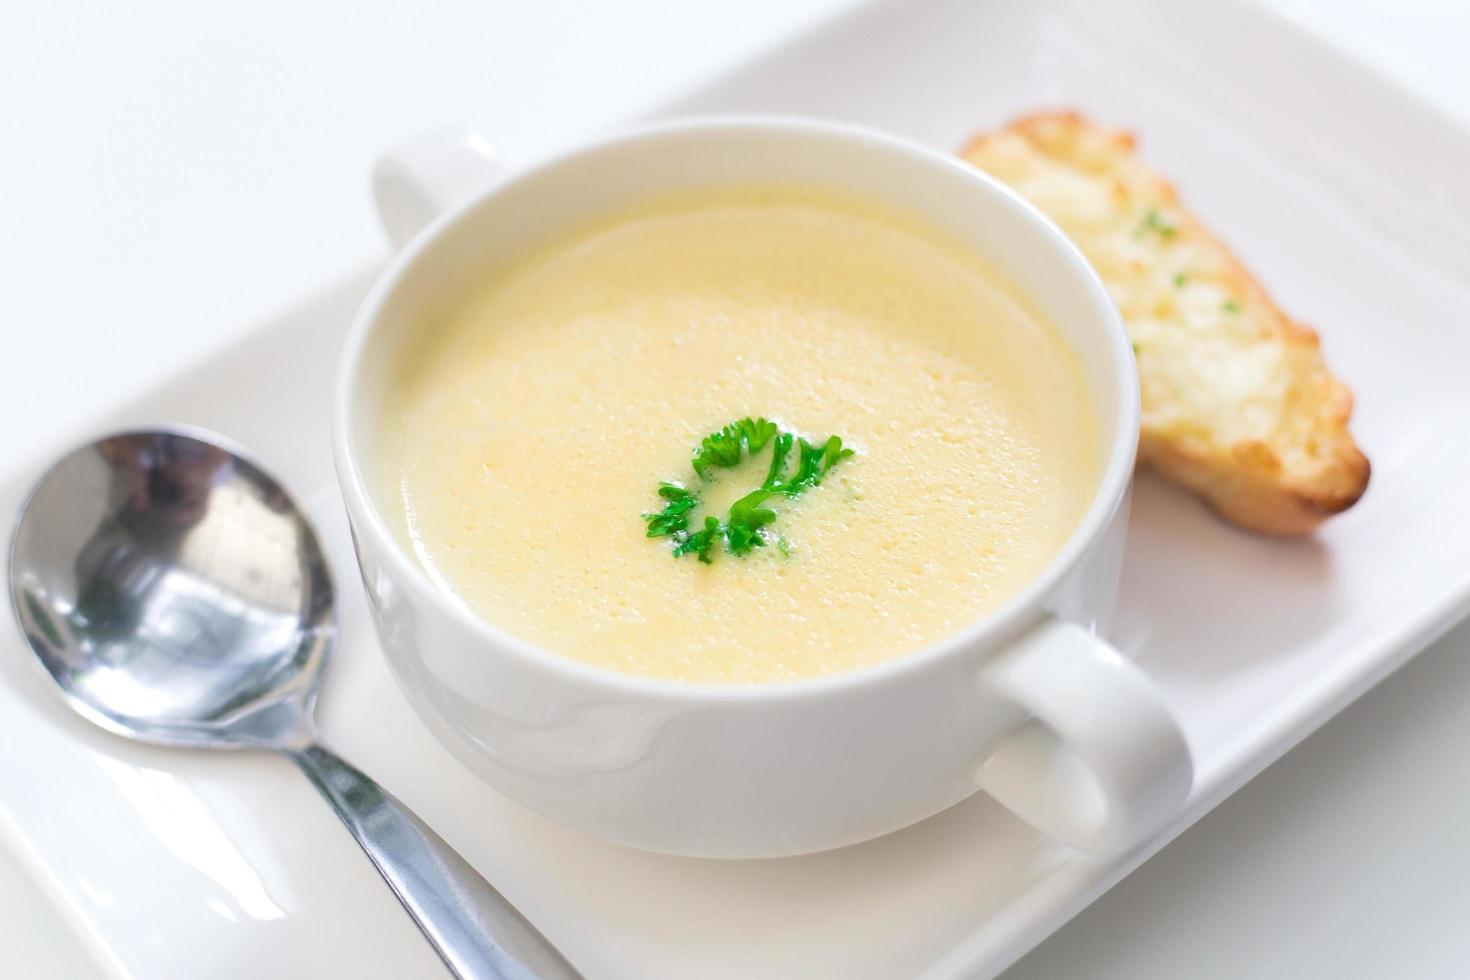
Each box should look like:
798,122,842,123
11,429,333,749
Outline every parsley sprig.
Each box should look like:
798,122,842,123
644,417,855,563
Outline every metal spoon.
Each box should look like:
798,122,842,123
7,427,581,980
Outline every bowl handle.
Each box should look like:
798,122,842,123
372,127,502,251
975,617,1193,854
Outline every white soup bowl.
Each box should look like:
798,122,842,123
333,117,1193,859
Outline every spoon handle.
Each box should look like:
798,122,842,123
288,741,582,980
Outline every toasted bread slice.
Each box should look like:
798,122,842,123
962,112,1369,535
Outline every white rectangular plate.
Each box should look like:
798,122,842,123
4,1,1470,977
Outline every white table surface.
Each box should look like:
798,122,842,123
3,1,1468,977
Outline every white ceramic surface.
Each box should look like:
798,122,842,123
336,115,1190,859
2,0,1469,976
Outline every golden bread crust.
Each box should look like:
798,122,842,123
962,111,1369,535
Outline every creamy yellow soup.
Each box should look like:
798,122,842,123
381,186,1100,683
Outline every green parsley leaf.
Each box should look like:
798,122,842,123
642,482,698,538
692,416,780,478
737,417,778,454
1223,299,1242,313
1172,272,1188,288
672,515,722,564
821,435,855,472
692,425,742,478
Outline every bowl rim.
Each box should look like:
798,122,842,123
332,113,1140,704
